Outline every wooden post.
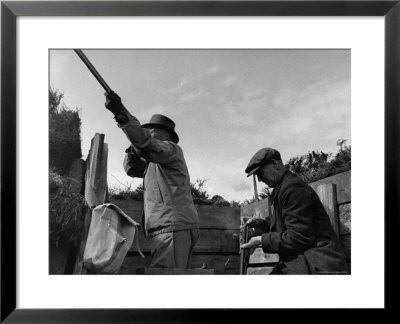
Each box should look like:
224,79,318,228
315,183,340,238
84,133,108,208
253,174,259,201
73,133,108,274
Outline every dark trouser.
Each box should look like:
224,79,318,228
149,229,199,269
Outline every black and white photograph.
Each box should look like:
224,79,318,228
49,49,351,275
3,1,397,316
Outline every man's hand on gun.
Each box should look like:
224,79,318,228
104,91,132,124
239,217,269,255
240,236,262,255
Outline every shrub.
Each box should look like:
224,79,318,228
285,140,351,184
49,170,88,246
249,140,352,202
108,178,241,207
49,87,82,174
109,183,144,201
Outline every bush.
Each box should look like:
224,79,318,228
247,140,352,203
49,170,88,246
108,178,240,207
109,183,144,201
285,140,351,183
49,87,82,174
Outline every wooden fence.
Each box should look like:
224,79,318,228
51,133,351,275
111,199,241,274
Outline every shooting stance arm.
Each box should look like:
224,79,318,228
123,146,147,178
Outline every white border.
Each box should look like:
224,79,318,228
17,17,384,308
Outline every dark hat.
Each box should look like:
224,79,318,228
245,148,282,177
142,114,179,143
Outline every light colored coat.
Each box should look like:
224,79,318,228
121,117,199,237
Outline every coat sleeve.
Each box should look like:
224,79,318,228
119,116,178,165
123,146,147,178
261,184,316,254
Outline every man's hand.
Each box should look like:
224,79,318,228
104,91,132,124
240,236,262,255
240,217,270,238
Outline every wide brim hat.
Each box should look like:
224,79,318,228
142,114,179,143
245,148,282,177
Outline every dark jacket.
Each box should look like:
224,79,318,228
261,171,348,274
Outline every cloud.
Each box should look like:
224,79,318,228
177,88,207,104
167,64,222,94
232,181,251,192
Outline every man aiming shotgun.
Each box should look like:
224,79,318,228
75,50,200,269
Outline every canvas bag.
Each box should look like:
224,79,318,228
83,203,144,273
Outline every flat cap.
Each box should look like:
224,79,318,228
245,148,282,177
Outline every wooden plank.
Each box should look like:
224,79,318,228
127,228,239,254
339,203,351,235
194,229,239,253
110,199,241,230
240,198,271,220
340,233,351,261
110,200,241,253
84,133,108,208
196,205,240,229
72,209,91,274
189,254,240,274
49,242,70,274
249,248,279,264
315,183,340,239
108,199,143,223
143,268,215,275
247,266,274,275
120,253,240,275
68,158,85,194
309,170,351,205
73,133,108,274
119,253,151,273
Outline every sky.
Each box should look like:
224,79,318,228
49,49,350,202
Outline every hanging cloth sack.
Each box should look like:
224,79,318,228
83,203,144,274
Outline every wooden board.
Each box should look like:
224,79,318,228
126,227,239,254
109,199,241,253
194,229,239,253
339,203,351,235
72,209,92,274
196,205,240,229
120,253,240,275
240,198,271,220
142,268,215,275
110,199,241,230
309,170,351,205
108,199,143,223
189,254,240,274
84,133,108,208
249,248,279,265
315,183,340,238
246,266,274,275
340,233,351,261
68,158,85,194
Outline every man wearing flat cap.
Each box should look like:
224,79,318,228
241,148,348,274
104,91,199,269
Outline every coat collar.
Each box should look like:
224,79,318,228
270,169,291,203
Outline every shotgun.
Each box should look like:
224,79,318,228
239,218,250,275
74,49,113,94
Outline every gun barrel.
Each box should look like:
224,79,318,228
74,49,113,94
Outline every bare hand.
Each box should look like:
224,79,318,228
240,236,262,255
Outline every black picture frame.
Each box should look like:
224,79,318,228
1,0,399,321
